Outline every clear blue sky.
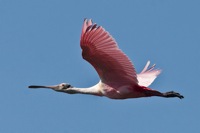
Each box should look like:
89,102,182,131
0,0,199,133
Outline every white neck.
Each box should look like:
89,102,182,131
61,83,103,96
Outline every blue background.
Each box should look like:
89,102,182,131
0,0,199,133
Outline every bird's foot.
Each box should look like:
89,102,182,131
163,91,184,99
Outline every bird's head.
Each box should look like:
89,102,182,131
57,83,73,91
28,83,73,91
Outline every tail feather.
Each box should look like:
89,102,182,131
137,61,161,87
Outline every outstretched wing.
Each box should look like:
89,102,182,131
137,61,161,87
80,19,138,87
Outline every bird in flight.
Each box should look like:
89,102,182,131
29,19,184,99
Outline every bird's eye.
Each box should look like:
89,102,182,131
66,84,71,88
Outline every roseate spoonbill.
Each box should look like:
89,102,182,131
29,19,184,99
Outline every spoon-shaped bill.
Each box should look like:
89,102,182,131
28,85,57,89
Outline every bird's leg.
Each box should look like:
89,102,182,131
162,91,184,99
143,88,184,99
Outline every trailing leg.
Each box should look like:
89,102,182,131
162,91,184,99
143,87,184,99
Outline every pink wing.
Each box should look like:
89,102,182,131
137,61,161,87
80,19,138,87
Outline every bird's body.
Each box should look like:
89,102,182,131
29,19,184,99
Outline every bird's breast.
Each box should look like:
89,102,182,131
99,83,134,99
99,82,146,99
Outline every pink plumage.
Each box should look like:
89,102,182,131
79,19,183,99
81,19,138,86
